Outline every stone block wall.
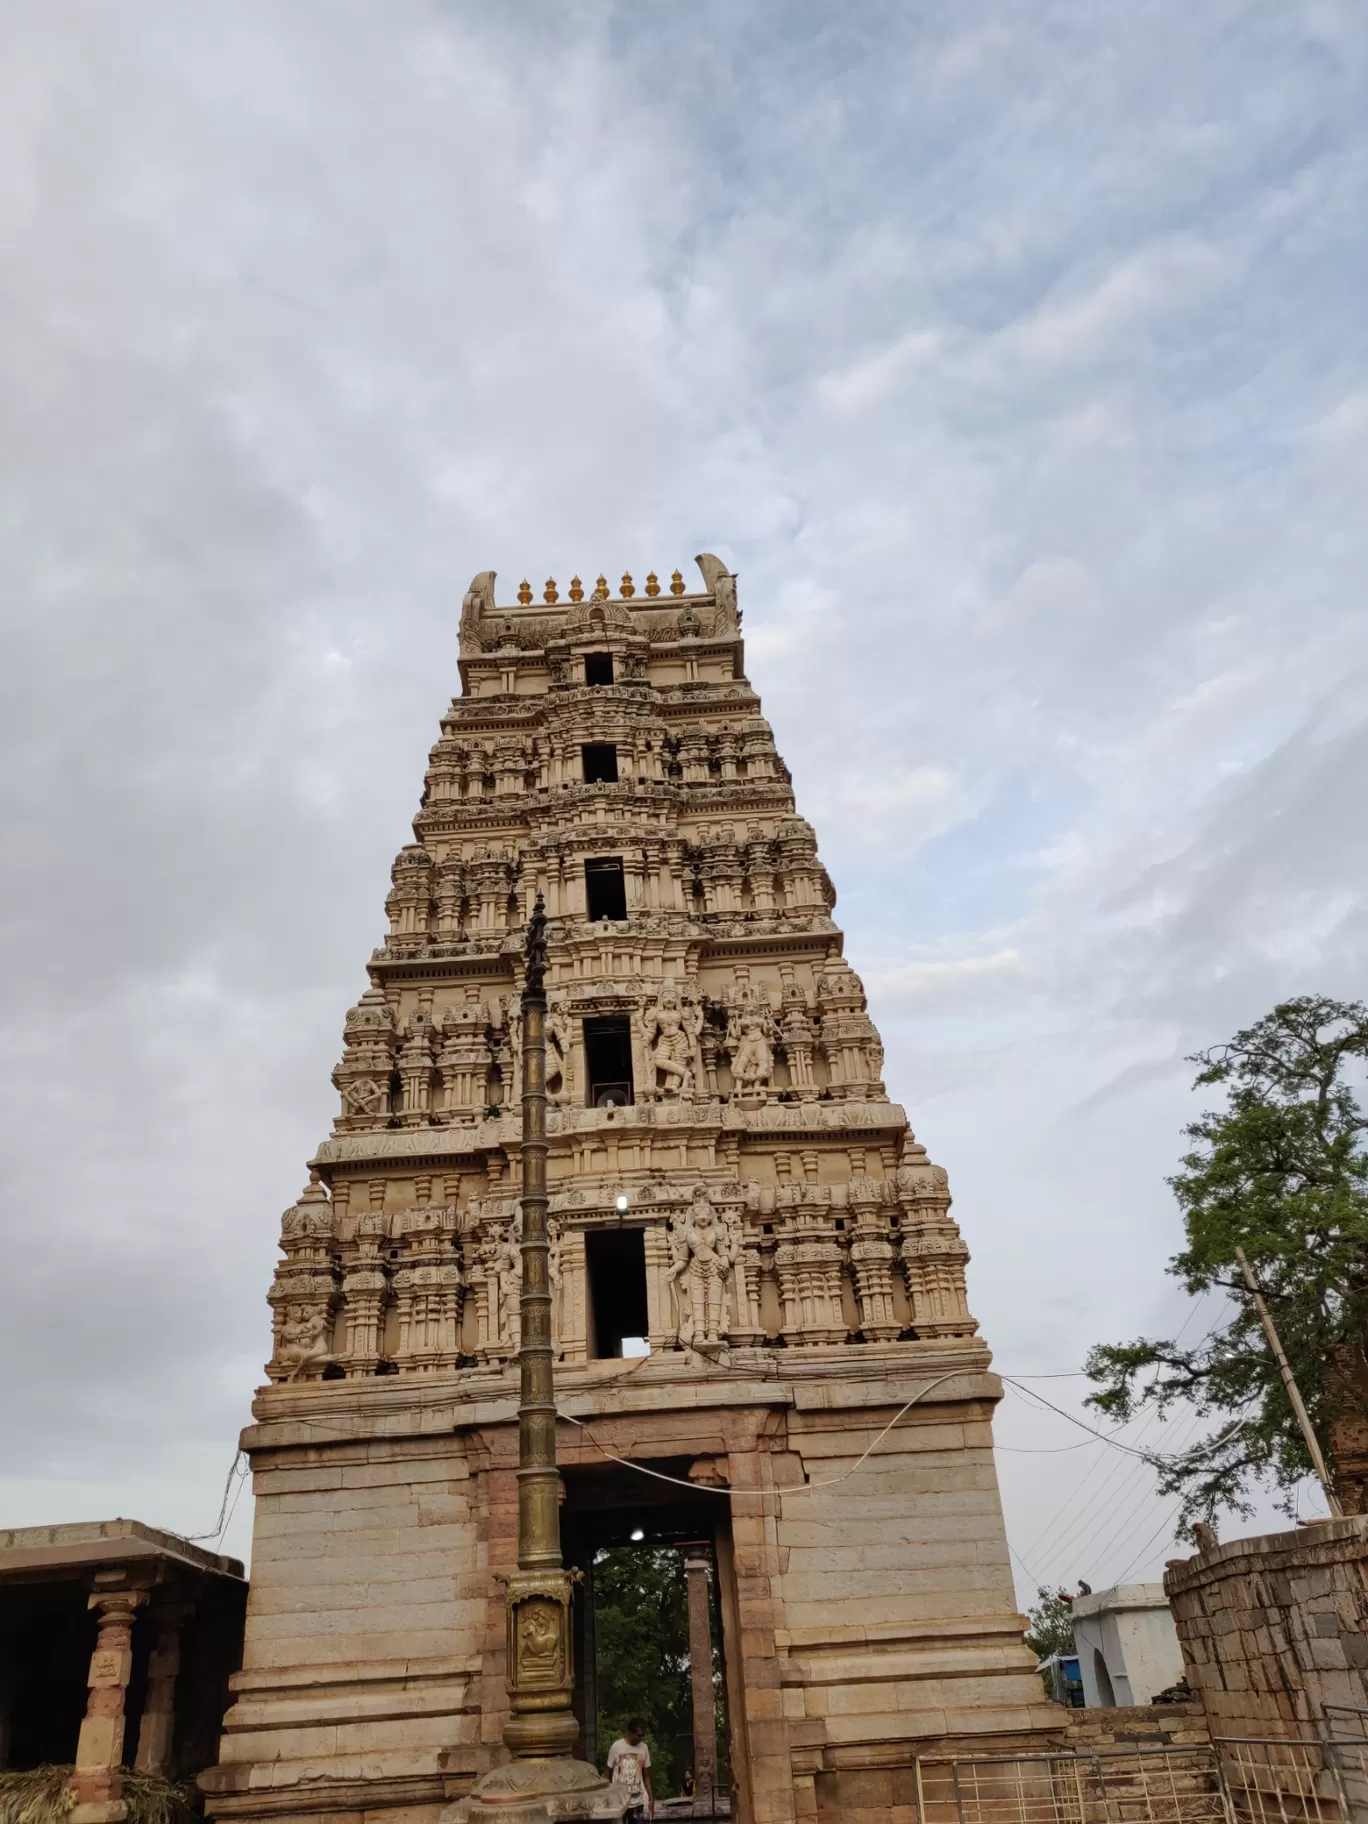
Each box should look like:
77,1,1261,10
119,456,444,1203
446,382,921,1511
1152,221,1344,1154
1163,1516,1368,1738
1064,1703,1211,1753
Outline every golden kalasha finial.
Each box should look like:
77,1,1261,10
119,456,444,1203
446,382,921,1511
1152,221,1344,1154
620,571,635,598
543,578,559,603
517,579,533,605
670,569,685,595
594,574,609,599
568,575,584,602
645,571,661,596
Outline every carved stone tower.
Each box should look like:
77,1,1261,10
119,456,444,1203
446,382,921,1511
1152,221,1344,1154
203,561,1055,1824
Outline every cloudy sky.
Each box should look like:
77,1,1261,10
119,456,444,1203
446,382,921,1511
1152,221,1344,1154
3,1,1366,1593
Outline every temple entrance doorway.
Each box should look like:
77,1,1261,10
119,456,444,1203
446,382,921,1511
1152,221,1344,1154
562,1461,735,1817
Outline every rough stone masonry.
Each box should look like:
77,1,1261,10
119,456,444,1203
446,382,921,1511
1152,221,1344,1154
200,560,1057,1824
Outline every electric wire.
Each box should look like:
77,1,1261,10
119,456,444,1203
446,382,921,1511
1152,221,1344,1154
1001,1379,1162,1457
996,1439,1103,1453
1031,1399,1205,1583
1009,1541,1048,1591
1113,1502,1186,1584
1033,1410,1180,1570
558,1371,965,1503
219,1460,250,1544
1009,1298,1222,1575
1014,1394,1170,1568
1035,1400,1210,1588
185,1450,247,1542
1011,1380,1202,1584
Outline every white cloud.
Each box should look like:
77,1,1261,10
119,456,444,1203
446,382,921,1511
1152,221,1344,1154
871,948,1029,1006
1,0,1366,1589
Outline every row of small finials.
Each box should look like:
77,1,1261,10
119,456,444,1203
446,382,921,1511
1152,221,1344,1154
515,570,689,605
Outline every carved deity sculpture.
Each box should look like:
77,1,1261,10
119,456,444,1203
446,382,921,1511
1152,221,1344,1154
668,1186,739,1348
280,1305,340,1381
643,980,702,1099
731,1009,775,1094
547,1213,564,1345
502,994,523,1087
342,1077,389,1118
483,1206,523,1353
546,998,575,1107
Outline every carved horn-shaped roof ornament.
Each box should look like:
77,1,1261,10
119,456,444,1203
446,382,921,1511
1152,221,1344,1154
461,570,496,632
694,552,738,628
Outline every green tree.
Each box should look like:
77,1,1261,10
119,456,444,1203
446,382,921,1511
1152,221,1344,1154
593,1546,692,1796
1024,1587,1076,1660
1085,996,1368,1532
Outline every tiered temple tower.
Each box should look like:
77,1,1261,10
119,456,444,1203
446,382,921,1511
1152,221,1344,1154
203,560,1055,1824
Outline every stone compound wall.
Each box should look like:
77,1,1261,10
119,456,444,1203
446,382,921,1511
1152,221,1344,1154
1064,1703,1211,1753
1164,1516,1368,1738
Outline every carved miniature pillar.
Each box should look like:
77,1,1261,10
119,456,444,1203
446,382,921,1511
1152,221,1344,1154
728,1221,765,1346
642,1220,671,1351
682,1550,718,1809
625,854,646,912
133,1599,193,1774
561,1227,589,1365
70,1581,148,1824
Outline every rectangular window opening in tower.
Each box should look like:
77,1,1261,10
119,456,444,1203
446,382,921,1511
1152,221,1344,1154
581,742,618,784
584,652,614,687
583,1016,633,1107
584,1228,648,1358
584,856,627,922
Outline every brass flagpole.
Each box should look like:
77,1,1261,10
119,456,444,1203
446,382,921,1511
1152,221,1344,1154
456,894,619,1821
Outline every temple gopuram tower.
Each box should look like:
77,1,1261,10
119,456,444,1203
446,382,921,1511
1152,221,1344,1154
203,560,1055,1824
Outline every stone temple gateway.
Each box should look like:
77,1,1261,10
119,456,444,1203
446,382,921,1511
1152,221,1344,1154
202,560,1055,1824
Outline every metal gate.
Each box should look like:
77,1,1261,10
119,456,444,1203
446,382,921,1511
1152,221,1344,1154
914,1727,1368,1824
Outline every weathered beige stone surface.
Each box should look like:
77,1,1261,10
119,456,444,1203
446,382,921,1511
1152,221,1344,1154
204,562,1057,1824
1165,1515,1368,1736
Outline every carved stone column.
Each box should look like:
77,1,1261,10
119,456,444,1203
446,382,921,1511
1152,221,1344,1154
682,1550,718,1812
134,1598,194,1774
71,1580,148,1824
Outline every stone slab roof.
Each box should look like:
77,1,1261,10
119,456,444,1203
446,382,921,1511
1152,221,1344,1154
0,1517,244,1582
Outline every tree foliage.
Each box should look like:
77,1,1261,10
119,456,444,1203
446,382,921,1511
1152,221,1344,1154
1024,1587,1076,1660
1085,996,1368,1533
593,1545,704,1797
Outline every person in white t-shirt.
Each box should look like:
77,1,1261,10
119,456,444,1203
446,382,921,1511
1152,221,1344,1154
606,1718,653,1822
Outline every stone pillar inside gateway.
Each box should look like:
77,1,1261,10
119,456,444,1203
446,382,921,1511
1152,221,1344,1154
200,560,1059,1824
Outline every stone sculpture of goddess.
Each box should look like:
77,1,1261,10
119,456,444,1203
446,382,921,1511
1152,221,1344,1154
644,980,702,1099
482,1207,523,1353
668,1186,738,1348
731,1008,774,1093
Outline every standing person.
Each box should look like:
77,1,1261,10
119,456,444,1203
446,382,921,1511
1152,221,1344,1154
606,1717,653,1822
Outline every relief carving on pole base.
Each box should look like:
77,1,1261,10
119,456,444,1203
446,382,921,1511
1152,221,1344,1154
492,1568,588,1773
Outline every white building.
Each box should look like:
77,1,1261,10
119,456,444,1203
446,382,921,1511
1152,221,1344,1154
1071,1583,1185,1707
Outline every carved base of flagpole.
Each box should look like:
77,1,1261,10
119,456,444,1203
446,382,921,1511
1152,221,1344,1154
450,1762,621,1824
444,1571,627,1824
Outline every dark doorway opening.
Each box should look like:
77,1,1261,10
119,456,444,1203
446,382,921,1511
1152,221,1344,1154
1,1583,96,1766
583,1015,633,1106
582,743,619,784
585,1228,648,1359
561,1463,733,1811
584,652,614,687
584,857,627,923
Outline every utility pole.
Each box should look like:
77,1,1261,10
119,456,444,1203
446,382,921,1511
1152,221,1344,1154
457,895,621,1822
1234,1246,1343,1519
